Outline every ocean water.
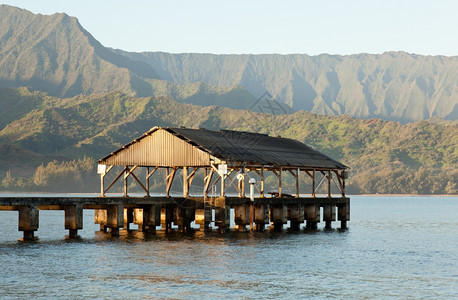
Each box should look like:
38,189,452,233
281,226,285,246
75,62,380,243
0,195,457,299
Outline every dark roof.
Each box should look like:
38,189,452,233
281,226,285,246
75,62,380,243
166,127,347,169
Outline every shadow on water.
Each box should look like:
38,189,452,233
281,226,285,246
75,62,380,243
88,225,349,246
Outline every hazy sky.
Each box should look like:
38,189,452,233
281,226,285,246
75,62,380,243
2,0,457,56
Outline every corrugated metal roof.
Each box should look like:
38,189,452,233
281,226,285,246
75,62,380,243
99,127,347,170
169,128,347,169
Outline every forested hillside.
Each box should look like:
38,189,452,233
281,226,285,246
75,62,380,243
0,88,456,194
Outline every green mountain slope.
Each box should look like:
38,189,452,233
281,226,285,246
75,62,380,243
0,5,163,97
0,88,456,194
0,5,280,113
117,51,458,122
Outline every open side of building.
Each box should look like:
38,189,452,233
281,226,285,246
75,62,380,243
96,126,350,232
0,126,350,240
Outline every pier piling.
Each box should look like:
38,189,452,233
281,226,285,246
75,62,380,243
1,195,349,240
323,204,336,229
234,203,250,232
270,204,287,231
254,203,269,232
106,204,123,236
305,203,320,229
64,204,83,238
18,205,38,241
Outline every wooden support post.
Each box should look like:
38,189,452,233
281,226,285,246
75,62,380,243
238,174,245,198
203,168,214,232
106,204,124,236
333,170,346,197
241,174,245,198
328,170,332,198
99,165,113,197
100,173,105,197
183,167,189,197
166,168,177,197
146,167,150,196
18,205,39,241
186,167,198,196
124,166,128,197
296,169,300,197
64,204,83,238
342,171,346,196
253,168,265,197
312,170,316,197
220,172,225,198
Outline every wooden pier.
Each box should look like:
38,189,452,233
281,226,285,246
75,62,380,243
0,195,349,240
1,127,351,241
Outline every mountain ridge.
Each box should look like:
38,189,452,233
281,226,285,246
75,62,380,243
115,50,458,122
0,5,457,122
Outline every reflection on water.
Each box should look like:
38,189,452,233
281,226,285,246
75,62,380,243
0,196,457,298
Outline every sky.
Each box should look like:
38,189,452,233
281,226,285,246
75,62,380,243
2,0,457,56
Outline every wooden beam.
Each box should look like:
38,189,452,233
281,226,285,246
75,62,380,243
147,166,159,179
288,168,300,197
187,167,198,189
183,167,189,197
104,167,127,195
204,168,214,197
122,165,138,197
100,165,114,197
305,170,313,179
125,166,148,196
271,168,282,197
166,167,177,197
145,166,159,197
123,166,128,197
225,172,240,193
333,170,345,196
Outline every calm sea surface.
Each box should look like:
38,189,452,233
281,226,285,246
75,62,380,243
0,195,457,299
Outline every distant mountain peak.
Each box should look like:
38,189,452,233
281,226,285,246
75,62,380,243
0,4,457,122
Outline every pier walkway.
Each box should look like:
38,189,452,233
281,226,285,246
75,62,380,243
0,195,349,240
